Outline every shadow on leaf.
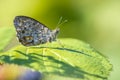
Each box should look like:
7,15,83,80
0,47,107,80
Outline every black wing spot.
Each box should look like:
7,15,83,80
22,30,25,33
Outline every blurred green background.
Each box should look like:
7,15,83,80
0,0,119,80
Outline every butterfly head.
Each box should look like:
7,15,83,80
53,28,60,35
51,28,60,41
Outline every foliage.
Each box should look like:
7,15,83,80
0,27,15,52
0,28,112,80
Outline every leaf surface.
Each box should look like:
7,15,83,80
0,38,112,80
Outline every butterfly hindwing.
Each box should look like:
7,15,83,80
14,16,56,46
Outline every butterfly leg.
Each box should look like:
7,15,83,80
25,47,30,59
26,47,30,54
56,39,65,50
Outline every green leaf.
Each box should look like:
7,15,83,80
0,27,15,51
0,38,112,80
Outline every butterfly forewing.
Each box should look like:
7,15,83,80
14,16,58,46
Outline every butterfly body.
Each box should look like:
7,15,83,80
14,16,59,46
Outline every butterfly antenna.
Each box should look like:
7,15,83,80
56,16,68,29
56,16,63,26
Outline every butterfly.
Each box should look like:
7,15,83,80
13,16,60,46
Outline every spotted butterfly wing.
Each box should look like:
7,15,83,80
14,16,59,46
